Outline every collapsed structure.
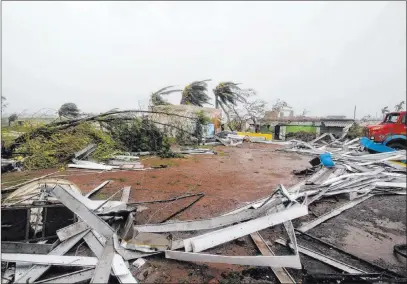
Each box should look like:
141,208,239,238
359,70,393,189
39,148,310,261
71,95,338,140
1,132,406,283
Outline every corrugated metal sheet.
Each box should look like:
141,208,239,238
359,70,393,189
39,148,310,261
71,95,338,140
322,121,354,128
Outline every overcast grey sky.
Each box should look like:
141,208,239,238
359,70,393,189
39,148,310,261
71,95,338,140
2,1,406,118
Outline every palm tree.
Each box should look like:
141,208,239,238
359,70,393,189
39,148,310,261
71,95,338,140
213,82,255,130
394,101,405,111
381,106,389,118
180,79,212,107
150,86,182,106
213,82,250,109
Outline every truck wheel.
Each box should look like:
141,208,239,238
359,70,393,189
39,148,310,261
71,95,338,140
387,142,407,150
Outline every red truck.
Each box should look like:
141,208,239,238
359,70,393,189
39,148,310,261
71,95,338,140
364,111,407,150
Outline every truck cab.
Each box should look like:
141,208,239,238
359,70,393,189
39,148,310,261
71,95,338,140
365,111,407,150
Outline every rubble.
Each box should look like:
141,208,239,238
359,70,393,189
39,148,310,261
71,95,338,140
1,133,406,284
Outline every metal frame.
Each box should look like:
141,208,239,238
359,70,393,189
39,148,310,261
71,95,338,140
2,203,75,242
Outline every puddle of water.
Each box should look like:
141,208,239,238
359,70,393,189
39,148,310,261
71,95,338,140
342,224,406,267
373,218,406,231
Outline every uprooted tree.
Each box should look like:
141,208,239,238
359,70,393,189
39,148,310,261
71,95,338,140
3,109,208,169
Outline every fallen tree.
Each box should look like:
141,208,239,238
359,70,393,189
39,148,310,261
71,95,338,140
3,110,201,158
3,109,209,169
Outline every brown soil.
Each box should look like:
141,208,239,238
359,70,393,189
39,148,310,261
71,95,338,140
1,144,310,283
3,144,405,283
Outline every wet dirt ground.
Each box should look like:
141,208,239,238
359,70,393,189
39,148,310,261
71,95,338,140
1,143,406,283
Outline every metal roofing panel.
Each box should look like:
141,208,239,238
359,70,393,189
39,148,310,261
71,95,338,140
323,121,354,127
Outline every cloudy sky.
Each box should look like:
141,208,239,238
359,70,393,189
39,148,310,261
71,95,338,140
2,1,406,118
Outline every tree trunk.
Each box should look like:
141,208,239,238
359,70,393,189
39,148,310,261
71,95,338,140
215,95,219,109
219,103,233,131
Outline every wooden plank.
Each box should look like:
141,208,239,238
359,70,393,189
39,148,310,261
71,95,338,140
250,232,296,284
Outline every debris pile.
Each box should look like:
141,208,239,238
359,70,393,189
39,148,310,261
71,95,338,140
0,175,309,283
1,131,406,283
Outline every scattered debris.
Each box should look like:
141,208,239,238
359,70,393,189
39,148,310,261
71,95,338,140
85,180,111,198
1,131,406,283
132,258,146,269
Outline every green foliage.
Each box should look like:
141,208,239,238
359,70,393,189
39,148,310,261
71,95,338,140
58,103,80,118
195,111,211,125
285,131,316,142
150,86,182,106
17,122,119,170
193,111,211,142
180,79,212,106
213,82,252,109
8,114,18,126
109,118,169,152
346,122,364,139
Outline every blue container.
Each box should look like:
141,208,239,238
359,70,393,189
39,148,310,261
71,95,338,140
320,153,335,168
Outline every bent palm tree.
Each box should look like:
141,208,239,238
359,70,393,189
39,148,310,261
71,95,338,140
150,86,182,106
395,101,405,111
213,82,254,130
213,82,250,109
180,79,212,106
381,106,389,118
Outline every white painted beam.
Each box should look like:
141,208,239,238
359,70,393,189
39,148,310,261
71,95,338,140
185,204,308,253
165,251,302,268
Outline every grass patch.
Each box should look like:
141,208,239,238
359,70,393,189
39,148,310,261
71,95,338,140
93,192,108,199
218,151,229,156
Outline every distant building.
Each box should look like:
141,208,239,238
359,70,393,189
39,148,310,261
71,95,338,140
264,106,294,121
261,115,354,140
149,105,221,137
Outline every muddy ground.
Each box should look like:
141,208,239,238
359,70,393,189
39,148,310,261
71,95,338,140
1,143,406,283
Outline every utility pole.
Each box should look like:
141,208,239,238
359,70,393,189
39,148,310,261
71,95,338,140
353,105,356,120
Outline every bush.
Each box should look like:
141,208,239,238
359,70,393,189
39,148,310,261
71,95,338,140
346,123,364,139
108,118,170,153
